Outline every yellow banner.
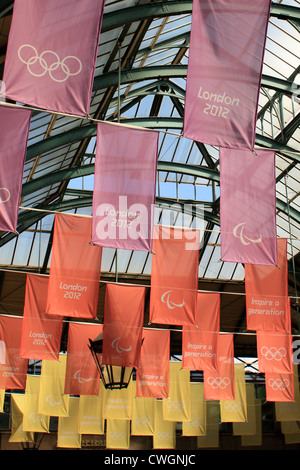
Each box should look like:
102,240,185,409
102,380,133,420
281,420,300,434
131,395,155,436
9,394,34,443
106,419,130,449
275,366,300,421
153,399,176,449
163,362,191,422
78,393,104,435
57,397,81,448
284,432,300,445
182,383,206,436
38,354,69,417
241,399,262,447
233,383,256,436
23,375,50,433
220,364,247,423
0,389,5,412
197,401,219,448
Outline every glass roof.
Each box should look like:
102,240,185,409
0,0,299,292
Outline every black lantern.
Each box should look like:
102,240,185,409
88,332,134,390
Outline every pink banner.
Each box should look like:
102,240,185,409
182,293,220,371
2,0,104,116
136,329,170,399
102,284,145,368
20,274,63,360
65,323,102,396
91,122,158,252
220,148,277,266
184,0,271,149
0,316,28,390
0,105,31,232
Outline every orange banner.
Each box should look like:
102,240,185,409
0,316,28,390
65,322,103,395
150,225,200,326
203,334,235,401
46,213,102,318
257,330,293,374
102,284,145,367
275,366,300,421
245,239,290,332
20,274,63,360
265,370,294,402
182,293,220,371
136,328,170,398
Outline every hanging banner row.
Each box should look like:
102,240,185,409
0,104,278,266
7,361,300,449
0,315,295,404
3,0,271,146
20,212,291,329
2,0,272,151
0,0,278,267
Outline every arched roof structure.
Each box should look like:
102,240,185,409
0,0,299,372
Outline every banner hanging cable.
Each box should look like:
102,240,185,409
0,265,298,302
15,206,300,244
0,99,299,155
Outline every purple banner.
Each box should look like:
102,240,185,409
184,0,271,149
2,0,104,116
91,122,158,252
220,147,277,266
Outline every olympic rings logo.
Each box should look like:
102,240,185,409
223,402,242,412
108,432,126,440
207,376,231,389
186,418,202,426
134,416,151,426
165,399,185,411
268,378,290,390
261,346,287,361
155,432,172,440
18,44,82,82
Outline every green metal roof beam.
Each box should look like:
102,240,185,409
101,2,300,33
21,164,95,197
135,32,190,59
2,1,298,30
93,65,299,96
26,116,300,163
258,65,300,121
21,161,300,226
0,195,219,248
108,79,185,111
21,162,219,197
